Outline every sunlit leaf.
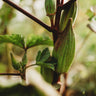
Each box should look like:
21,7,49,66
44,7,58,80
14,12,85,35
0,34,25,48
26,35,53,49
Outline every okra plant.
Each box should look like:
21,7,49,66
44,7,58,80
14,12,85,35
0,0,78,95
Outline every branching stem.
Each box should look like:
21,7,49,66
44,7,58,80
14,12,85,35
3,0,53,32
26,64,37,69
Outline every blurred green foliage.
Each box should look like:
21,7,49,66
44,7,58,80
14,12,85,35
0,0,96,95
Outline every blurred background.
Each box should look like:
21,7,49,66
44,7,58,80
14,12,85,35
0,0,96,96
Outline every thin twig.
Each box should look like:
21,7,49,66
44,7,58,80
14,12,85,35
26,64,37,69
3,0,53,32
0,73,20,76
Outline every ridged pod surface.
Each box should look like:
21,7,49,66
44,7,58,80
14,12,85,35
59,0,77,32
53,19,75,73
45,0,55,19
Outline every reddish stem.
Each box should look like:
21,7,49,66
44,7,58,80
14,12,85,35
50,19,54,28
63,73,68,96
61,0,64,4
55,0,61,30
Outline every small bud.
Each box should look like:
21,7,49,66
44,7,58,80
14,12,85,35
45,0,55,19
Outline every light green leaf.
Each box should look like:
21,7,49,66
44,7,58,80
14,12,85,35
26,35,53,49
10,53,20,70
0,34,25,48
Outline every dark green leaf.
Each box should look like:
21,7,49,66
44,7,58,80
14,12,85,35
10,53,20,70
36,48,50,63
26,35,53,49
36,51,42,62
0,34,25,48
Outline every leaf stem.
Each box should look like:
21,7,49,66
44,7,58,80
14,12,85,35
0,73,20,76
26,64,37,69
2,0,53,32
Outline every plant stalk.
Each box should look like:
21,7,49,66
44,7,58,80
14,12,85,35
61,0,64,5
55,0,61,31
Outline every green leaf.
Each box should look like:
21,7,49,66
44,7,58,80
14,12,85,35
36,48,56,83
86,9,94,21
21,53,27,68
0,34,25,48
36,51,42,62
36,48,50,63
26,35,53,49
10,53,20,70
37,62,55,71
